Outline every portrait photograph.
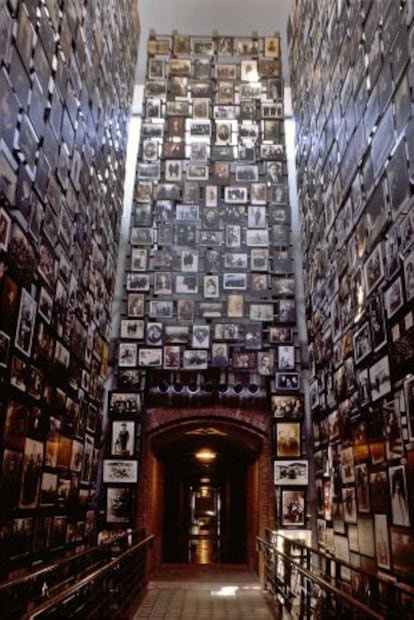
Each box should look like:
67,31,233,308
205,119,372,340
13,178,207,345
0,207,11,251
15,288,37,357
389,464,411,527
364,242,385,296
211,343,229,368
275,422,301,458
103,460,138,484
163,345,181,369
257,351,274,375
203,275,219,298
126,273,150,292
374,514,391,570
19,437,44,509
403,248,414,302
227,294,244,318
369,292,387,351
231,351,256,370
269,327,293,344
131,248,147,271
106,487,134,524
281,489,305,526
277,345,295,370
353,321,372,365
0,330,10,368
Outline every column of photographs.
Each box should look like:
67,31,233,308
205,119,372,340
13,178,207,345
122,33,300,393
0,2,139,562
289,0,414,579
102,391,141,528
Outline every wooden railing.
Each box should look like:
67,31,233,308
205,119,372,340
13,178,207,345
257,530,414,619
22,534,154,620
0,530,149,620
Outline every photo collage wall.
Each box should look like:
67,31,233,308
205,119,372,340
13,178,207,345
289,0,414,580
0,0,139,571
108,31,308,531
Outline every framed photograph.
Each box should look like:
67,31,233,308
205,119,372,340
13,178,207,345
248,206,266,228
186,163,209,181
249,303,274,321
0,207,12,251
138,348,162,367
384,277,404,318
211,343,229,368
264,36,280,58
342,487,357,524
182,349,208,370
175,275,198,294
192,325,210,348
189,142,209,162
217,36,233,55
153,272,172,295
103,460,138,484
203,275,219,298
15,289,37,357
278,299,296,323
353,322,372,364
364,243,385,296
276,422,301,457
130,248,147,272
275,460,308,486
250,183,267,205
215,121,233,145
277,345,295,370
224,186,248,204
275,372,300,391
214,323,239,341
111,420,135,457
232,351,256,370
403,248,414,301
374,514,391,569
250,249,269,271
272,277,295,296
226,225,241,248
146,322,163,346
205,186,218,208
246,229,269,247
281,489,305,526
109,392,141,416
389,464,411,527
177,299,194,322
193,58,211,79
191,36,214,56
223,272,247,290
227,294,244,318
355,463,370,512
251,273,268,292
106,487,134,524
118,343,138,367
176,205,199,222
165,325,189,344
126,273,150,292
271,394,303,419
369,355,391,401
148,36,171,55
149,299,174,319
19,437,43,509
120,319,144,340
269,327,293,344
369,293,387,351
217,81,234,104
127,293,145,317
404,375,414,441
163,345,180,369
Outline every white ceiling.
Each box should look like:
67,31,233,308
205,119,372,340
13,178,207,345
135,0,293,82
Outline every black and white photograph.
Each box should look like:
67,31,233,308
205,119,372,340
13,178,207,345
15,289,37,357
182,349,208,370
281,489,305,526
257,351,274,375
364,243,385,296
274,460,308,486
138,348,163,367
118,343,138,368
103,460,138,484
384,277,404,318
223,273,247,290
249,303,274,321
0,207,12,251
192,325,210,348
277,345,295,370
403,248,414,301
246,229,269,247
353,321,372,364
120,319,145,340
389,464,411,527
106,487,134,524
275,372,300,391
369,355,391,401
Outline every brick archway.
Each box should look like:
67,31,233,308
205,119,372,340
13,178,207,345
136,405,274,572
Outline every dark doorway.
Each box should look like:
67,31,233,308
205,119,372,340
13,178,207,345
156,428,250,564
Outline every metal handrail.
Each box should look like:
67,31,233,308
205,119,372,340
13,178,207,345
267,529,414,596
0,529,138,593
257,535,385,620
23,534,154,620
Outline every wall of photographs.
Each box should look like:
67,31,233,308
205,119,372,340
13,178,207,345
289,0,414,580
108,31,309,532
0,0,139,571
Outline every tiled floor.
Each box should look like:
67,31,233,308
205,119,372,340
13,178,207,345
130,564,280,619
